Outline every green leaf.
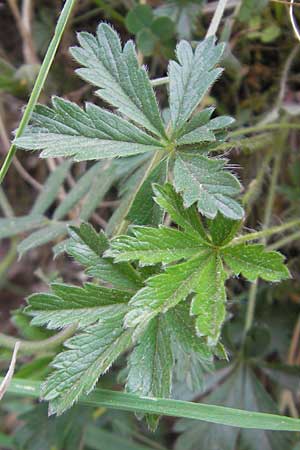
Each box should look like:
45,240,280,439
107,225,204,265
14,403,87,450
178,107,215,137
17,222,69,257
169,37,225,132
66,224,142,290
153,182,208,240
174,154,243,220
127,158,168,226
42,308,132,415
31,160,72,215
53,162,103,220
124,252,211,330
166,302,212,360
166,303,213,392
208,212,242,246
26,282,131,329
136,29,156,56
151,16,175,41
70,23,166,137
127,315,174,429
85,426,154,450
222,244,291,282
175,364,292,450
191,254,227,345
177,115,235,145
125,5,153,34
79,163,116,221
0,215,47,239
8,377,300,431
15,97,163,160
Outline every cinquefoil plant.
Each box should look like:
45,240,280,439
1,21,293,433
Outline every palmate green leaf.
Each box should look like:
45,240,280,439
85,426,155,450
26,282,132,329
191,254,227,345
107,225,204,265
14,404,87,450
70,23,166,138
66,223,143,290
42,307,133,416
174,154,243,220
222,243,291,282
208,212,242,246
169,36,225,133
174,364,292,450
109,184,289,344
166,302,214,392
124,252,211,331
176,115,235,146
153,183,208,240
127,314,174,429
15,97,163,160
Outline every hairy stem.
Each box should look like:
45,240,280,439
243,135,285,337
229,122,300,138
267,230,300,251
206,0,230,38
0,0,77,184
232,218,300,245
0,324,77,354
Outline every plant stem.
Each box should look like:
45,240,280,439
243,136,285,337
229,122,300,138
267,230,300,251
206,0,230,38
242,149,273,210
0,0,77,185
151,0,229,87
231,218,300,245
244,282,258,338
0,324,77,354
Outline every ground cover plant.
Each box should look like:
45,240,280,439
1,0,300,448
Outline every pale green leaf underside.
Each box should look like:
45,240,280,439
15,97,163,161
42,308,132,416
169,37,225,132
27,282,131,329
70,23,165,138
222,244,290,282
174,154,243,220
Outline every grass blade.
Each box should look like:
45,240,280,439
0,0,77,184
5,378,300,432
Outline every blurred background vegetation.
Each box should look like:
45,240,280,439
1,0,300,449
